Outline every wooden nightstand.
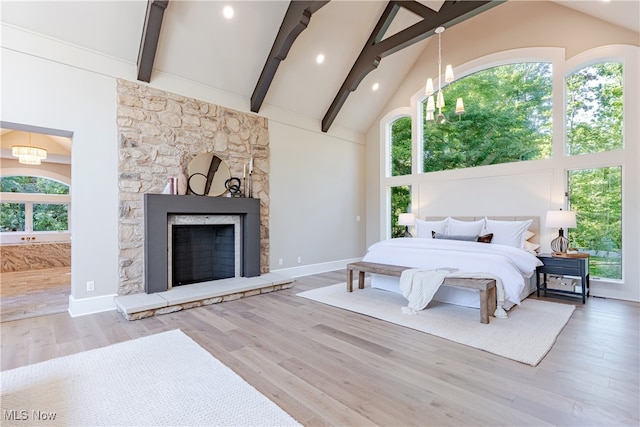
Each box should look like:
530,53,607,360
536,253,590,303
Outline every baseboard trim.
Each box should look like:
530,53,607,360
68,293,117,317
67,258,361,317
271,257,362,278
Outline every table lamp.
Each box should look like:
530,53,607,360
398,213,415,238
545,209,577,253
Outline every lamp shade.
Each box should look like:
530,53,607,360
398,213,415,226
545,210,576,229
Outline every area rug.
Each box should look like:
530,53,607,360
297,283,575,366
0,329,300,426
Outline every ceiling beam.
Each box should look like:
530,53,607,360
251,1,329,113
321,0,504,133
137,0,169,83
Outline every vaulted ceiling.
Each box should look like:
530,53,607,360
1,0,638,139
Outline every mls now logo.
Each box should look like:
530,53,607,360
4,409,57,421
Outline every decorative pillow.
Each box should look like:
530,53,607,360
447,217,485,236
524,240,541,254
484,218,534,249
416,218,448,238
524,230,535,241
432,231,478,242
477,233,493,244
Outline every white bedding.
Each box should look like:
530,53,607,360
362,237,543,310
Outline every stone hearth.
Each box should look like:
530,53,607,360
114,272,294,320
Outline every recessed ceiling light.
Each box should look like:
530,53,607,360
372,82,380,91
223,5,234,19
316,54,325,64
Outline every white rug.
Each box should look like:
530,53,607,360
298,283,575,366
0,329,300,427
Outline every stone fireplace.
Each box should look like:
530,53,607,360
116,79,270,296
144,194,260,294
113,81,291,321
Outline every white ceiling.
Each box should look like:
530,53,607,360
0,0,637,149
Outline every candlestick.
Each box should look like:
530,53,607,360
249,156,253,175
243,163,246,178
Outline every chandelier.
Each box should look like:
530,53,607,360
12,133,47,165
425,26,464,124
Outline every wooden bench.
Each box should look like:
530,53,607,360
346,261,497,324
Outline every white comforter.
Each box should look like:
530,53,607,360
363,238,543,307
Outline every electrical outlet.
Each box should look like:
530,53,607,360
297,256,302,264
278,258,283,266
86,280,95,292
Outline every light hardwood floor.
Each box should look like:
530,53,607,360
1,270,638,426
0,267,71,322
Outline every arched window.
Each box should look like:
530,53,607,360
1,176,70,241
389,116,412,177
566,62,623,155
422,62,552,172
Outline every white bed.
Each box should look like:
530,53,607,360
363,216,542,313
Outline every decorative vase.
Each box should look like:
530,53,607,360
177,170,188,195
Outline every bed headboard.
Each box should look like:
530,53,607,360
423,216,540,244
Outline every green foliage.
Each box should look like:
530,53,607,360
33,204,69,231
0,176,69,194
423,63,552,172
390,117,412,176
566,63,623,155
390,186,411,238
569,167,622,279
0,176,69,233
0,203,25,232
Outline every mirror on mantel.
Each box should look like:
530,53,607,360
187,153,231,197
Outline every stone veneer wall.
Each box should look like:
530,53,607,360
116,79,270,295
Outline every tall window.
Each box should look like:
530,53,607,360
568,167,622,280
423,62,552,172
390,185,411,238
0,176,69,233
390,116,412,176
566,62,623,155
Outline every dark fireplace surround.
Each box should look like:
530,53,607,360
144,194,260,294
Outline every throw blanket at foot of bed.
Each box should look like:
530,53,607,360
399,269,447,313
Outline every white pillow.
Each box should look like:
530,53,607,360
415,218,448,238
524,240,541,254
485,218,533,249
447,217,484,236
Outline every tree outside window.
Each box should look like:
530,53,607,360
0,176,69,233
390,185,411,238
566,62,623,155
390,116,412,176
423,62,552,172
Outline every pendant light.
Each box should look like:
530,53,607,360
424,26,464,124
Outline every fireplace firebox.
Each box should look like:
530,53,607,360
171,223,235,285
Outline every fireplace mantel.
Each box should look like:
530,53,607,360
144,194,260,294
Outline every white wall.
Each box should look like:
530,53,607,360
269,121,365,274
1,24,366,315
365,3,639,302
